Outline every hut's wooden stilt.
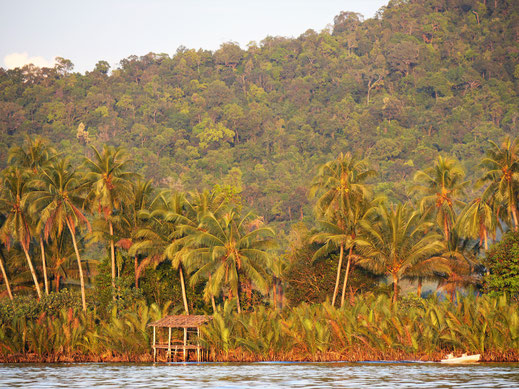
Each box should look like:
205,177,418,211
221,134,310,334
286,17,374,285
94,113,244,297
168,327,172,361
183,327,187,360
153,327,156,362
197,328,200,362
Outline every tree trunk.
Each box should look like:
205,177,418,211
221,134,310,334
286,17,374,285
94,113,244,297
512,206,518,232
392,274,399,303
134,255,139,288
340,246,354,308
483,228,488,251
179,265,189,314
39,236,49,295
108,220,116,300
272,278,277,310
417,278,422,298
66,220,87,312
443,216,449,243
332,244,344,307
0,252,13,300
23,246,42,299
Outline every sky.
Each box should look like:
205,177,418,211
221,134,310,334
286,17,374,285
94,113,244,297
1,0,388,74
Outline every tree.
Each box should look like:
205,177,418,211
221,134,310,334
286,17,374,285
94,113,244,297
479,137,519,231
28,158,91,311
413,155,468,242
309,153,376,306
130,191,191,313
457,195,498,250
84,145,135,296
9,137,57,295
185,211,275,313
0,243,13,300
484,230,519,298
0,168,42,298
356,203,446,302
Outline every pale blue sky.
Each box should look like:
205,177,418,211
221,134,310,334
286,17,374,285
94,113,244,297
1,0,388,73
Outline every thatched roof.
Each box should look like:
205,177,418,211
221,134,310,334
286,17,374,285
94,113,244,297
148,315,211,328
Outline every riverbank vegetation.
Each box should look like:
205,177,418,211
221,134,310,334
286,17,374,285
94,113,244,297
1,0,519,363
0,134,517,362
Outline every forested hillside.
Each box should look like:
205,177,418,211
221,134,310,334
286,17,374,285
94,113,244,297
1,0,518,223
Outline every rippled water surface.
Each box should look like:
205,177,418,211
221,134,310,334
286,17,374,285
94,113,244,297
1,362,518,388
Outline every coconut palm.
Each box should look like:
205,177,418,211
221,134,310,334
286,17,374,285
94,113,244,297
116,180,154,289
413,155,468,242
185,211,276,313
356,203,446,302
83,145,136,295
479,136,519,231
9,137,57,295
0,244,13,300
8,136,57,174
457,195,498,250
0,168,42,298
309,153,375,306
130,191,192,313
28,158,91,311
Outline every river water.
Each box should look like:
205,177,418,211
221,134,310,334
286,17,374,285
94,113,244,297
1,362,518,388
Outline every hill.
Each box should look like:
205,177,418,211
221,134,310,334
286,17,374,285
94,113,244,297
0,0,518,223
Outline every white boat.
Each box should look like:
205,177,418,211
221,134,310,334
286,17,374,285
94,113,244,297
440,353,481,363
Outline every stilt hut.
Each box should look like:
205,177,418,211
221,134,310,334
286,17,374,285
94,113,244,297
148,315,211,362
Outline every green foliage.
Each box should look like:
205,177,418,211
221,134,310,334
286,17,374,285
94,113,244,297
484,231,519,299
0,0,517,224
0,289,84,325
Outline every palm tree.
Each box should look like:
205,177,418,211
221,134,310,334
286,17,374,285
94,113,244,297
130,191,192,313
9,137,56,295
479,136,519,231
185,211,276,313
0,168,42,298
28,159,91,311
413,155,468,242
116,180,154,289
8,136,56,174
457,195,498,250
436,226,481,300
356,203,446,302
0,244,13,300
309,153,375,306
83,145,135,295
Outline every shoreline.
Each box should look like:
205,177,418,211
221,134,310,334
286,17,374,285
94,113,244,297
2,350,518,364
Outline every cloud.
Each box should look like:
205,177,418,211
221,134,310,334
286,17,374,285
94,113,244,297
3,52,55,69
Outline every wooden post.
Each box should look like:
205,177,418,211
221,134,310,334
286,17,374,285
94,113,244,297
168,327,172,361
153,326,156,362
197,327,200,362
183,327,187,361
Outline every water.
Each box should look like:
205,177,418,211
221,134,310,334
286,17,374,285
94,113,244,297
1,362,518,388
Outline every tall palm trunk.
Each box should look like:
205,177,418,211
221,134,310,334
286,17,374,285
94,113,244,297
392,273,399,303
22,245,42,299
340,246,354,308
332,244,344,306
236,289,241,314
417,277,423,297
134,255,139,288
178,265,189,314
512,206,518,231
39,235,49,295
108,220,116,299
0,253,13,300
66,219,86,312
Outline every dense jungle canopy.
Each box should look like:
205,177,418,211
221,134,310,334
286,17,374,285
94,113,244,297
0,0,518,225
